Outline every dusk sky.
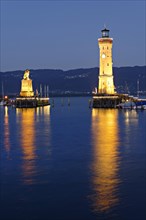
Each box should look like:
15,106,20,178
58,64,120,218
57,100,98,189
0,0,145,72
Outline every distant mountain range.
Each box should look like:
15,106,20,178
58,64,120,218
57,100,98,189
0,66,146,96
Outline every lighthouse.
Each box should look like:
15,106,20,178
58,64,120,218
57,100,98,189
98,28,115,94
92,27,127,108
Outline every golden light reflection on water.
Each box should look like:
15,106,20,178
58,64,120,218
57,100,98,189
16,106,51,185
17,108,36,185
36,106,50,117
91,109,120,212
4,106,10,156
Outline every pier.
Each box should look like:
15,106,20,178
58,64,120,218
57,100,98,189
92,93,146,109
92,94,128,108
15,69,50,108
15,97,50,108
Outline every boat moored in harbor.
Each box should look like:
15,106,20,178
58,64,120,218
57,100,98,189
117,98,146,110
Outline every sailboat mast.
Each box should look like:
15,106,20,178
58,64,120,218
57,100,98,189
137,79,139,98
46,85,49,97
2,82,4,99
40,84,42,97
44,85,46,97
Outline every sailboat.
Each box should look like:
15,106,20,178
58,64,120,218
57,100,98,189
117,79,146,110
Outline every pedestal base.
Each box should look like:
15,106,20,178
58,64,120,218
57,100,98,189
92,94,128,108
20,91,34,97
15,97,50,108
20,79,34,97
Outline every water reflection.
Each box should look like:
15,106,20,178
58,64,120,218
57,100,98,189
17,108,36,185
91,109,120,212
124,110,138,125
16,106,51,185
36,106,50,117
4,106,10,156
36,106,51,156
123,110,139,150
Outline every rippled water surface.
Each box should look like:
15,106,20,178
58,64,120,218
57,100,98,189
1,97,146,220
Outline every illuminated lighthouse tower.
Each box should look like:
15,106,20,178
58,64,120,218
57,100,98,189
98,28,115,94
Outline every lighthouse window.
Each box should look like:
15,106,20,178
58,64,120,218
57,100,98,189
107,63,109,66
103,47,104,50
107,47,108,49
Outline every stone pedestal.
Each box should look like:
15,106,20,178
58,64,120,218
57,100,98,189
92,94,129,108
20,79,34,97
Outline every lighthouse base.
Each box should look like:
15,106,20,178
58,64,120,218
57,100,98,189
92,94,128,108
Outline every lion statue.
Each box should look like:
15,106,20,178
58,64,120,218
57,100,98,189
23,69,30,80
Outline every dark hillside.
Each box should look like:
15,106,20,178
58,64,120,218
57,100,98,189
0,66,145,96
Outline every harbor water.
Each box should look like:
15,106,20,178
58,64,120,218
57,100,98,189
0,97,146,220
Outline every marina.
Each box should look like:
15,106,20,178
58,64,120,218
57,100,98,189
1,97,146,220
0,1,146,220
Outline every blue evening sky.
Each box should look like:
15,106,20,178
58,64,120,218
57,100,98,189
0,0,145,72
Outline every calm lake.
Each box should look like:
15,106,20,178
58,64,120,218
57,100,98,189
0,97,146,220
